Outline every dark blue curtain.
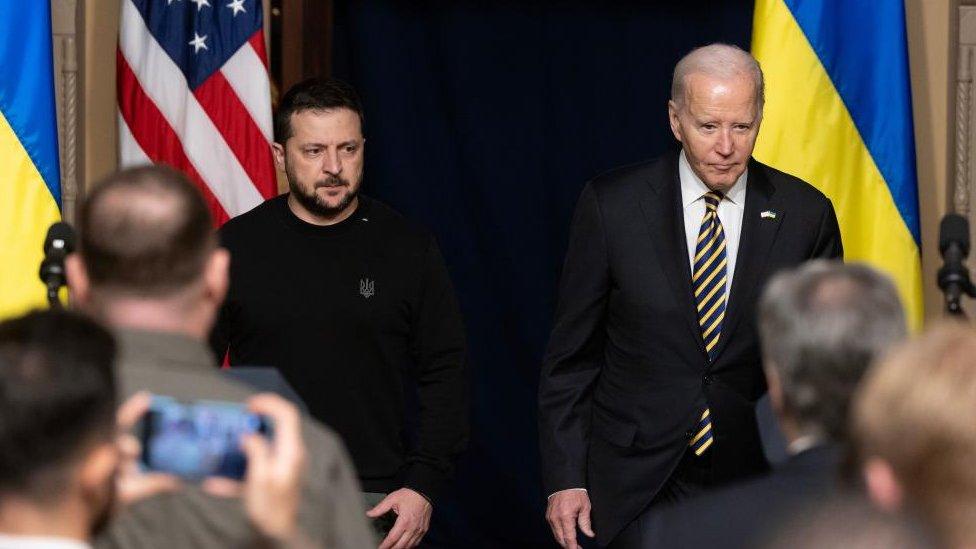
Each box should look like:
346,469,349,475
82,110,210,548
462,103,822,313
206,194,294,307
332,2,753,546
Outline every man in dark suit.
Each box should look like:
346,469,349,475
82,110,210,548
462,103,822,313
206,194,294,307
539,43,843,548
645,261,907,548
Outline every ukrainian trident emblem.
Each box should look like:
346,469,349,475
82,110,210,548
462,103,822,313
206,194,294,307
360,278,375,299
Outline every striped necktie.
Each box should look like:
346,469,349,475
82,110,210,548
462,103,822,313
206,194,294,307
689,191,726,455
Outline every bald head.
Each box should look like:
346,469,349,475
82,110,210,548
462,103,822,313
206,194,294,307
671,43,764,111
77,165,215,297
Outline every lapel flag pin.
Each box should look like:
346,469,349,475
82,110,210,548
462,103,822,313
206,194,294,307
761,210,777,220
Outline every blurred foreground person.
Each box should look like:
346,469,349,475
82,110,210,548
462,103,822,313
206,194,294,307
0,310,317,549
853,323,976,548
66,165,373,548
647,261,906,548
0,310,121,548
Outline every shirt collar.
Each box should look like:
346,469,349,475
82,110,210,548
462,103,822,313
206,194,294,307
678,149,748,208
787,435,824,456
0,534,90,549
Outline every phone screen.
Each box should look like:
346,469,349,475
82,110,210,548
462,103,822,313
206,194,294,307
139,396,272,481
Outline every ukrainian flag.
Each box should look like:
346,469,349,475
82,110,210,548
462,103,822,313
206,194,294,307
752,0,923,329
0,2,62,319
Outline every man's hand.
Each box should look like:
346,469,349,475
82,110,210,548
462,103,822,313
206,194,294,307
203,394,308,543
545,489,595,549
239,394,307,540
116,391,181,506
366,488,432,549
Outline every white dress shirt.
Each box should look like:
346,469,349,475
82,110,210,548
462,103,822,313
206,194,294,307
787,435,823,456
679,150,747,297
0,534,90,549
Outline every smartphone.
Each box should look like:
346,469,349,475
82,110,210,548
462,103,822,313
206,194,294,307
137,395,273,482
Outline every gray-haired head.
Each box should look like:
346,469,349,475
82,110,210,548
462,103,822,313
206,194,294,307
671,43,765,112
758,260,906,442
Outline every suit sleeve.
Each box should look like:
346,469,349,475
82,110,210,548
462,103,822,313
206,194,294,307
810,198,843,260
538,182,610,494
404,239,470,502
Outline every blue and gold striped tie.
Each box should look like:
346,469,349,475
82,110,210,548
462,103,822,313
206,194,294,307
689,191,726,455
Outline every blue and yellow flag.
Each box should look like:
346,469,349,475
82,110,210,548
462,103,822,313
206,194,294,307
752,0,923,328
0,2,62,319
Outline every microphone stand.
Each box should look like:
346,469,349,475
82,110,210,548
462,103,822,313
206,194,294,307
39,257,66,310
938,262,976,318
47,282,63,309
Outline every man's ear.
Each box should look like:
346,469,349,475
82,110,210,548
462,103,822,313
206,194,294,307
667,100,683,143
203,248,230,306
764,363,784,416
864,457,904,512
272,142,286,172
65,253,91,308
78,441,118,502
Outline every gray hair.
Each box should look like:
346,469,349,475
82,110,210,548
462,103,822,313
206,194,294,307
671,43,765,111
758,260,906,441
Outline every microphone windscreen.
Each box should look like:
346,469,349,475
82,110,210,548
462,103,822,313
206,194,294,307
940,214,970,257
43,222,76,256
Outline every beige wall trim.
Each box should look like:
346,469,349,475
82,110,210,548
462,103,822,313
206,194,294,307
51,0,79,222
957,42,972,216
956,7,976,220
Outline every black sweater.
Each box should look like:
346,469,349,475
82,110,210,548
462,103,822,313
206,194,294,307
211,194,469,499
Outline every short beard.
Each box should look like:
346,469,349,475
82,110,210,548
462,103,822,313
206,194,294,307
287,169,360,219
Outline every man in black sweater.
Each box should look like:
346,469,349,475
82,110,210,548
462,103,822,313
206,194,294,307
211,77,469,549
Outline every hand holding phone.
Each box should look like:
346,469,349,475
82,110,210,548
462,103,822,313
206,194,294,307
238,394,307,541
116,392,181,506
138,395,272,482
129,392,308,544
201,394,308,544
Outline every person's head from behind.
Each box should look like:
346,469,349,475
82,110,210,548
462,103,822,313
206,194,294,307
853,323,976,548
273,77,365,223
0,310,118,539
758,261,906,444
66,165,228,336
668,43,764,193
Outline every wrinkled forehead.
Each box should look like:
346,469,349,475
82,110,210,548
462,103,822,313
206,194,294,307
676,75,761,122
681,72,758,102
288,107,363,141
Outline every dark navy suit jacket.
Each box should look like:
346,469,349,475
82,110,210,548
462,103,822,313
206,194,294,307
538,150,843,545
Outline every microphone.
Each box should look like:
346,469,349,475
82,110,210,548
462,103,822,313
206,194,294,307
38,222,76,308
938,214,976,317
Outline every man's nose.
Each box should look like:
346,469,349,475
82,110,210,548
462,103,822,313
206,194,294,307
715,130,734,156
322,150,342,175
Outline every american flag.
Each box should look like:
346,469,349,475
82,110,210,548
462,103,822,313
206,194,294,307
118,0,277,225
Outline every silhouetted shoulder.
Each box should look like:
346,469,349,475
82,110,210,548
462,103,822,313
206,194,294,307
217,195,285,246
752,159,833,210
581,152,680,212
359,195,432,243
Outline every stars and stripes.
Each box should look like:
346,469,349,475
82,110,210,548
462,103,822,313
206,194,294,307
118,0,277,225
689,190,727,456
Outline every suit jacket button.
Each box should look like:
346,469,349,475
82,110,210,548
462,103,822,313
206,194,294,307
703,374,713,385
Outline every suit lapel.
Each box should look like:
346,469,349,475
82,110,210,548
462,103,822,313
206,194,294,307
710,160,784,362
638,153,706,355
